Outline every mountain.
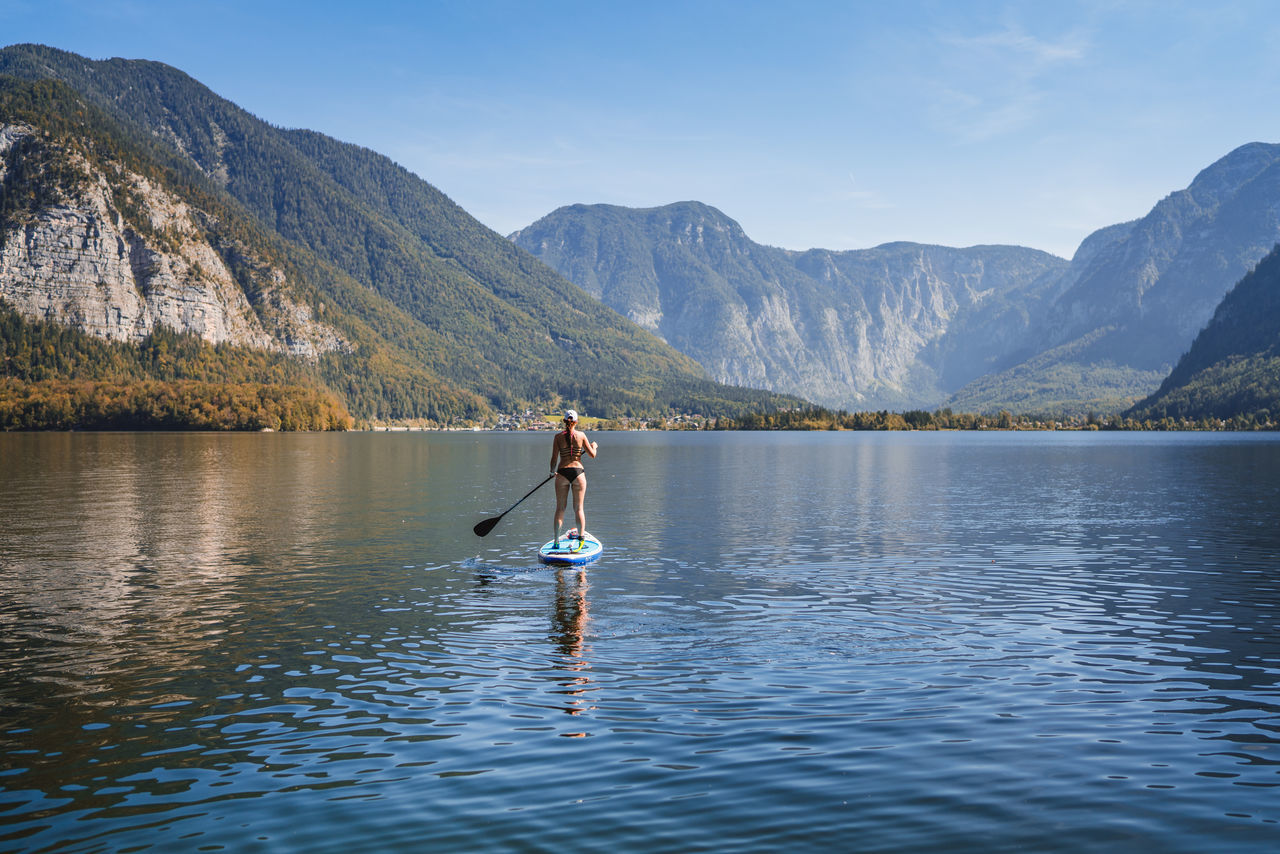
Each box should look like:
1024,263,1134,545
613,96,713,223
0,44,801,424
511,201,1068,410
515,142,1280,417
948,142,1280,415
1127,243,1280,422
0,86,348,357
12,44,1275,424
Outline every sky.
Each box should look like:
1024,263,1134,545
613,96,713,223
4,0,1280,259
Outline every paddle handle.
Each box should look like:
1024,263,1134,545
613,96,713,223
510,471,556,508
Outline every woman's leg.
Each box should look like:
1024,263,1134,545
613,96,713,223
554,475,570,542
571,475,587,539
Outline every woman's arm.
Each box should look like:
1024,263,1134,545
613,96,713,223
581,432,599,458
550,435,561,473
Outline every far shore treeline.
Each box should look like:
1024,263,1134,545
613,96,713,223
1,299,354,430
0,378,352,431
6,394,1277,432
712,407,1277,432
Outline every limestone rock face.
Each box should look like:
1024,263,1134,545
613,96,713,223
512,201,1067,410
947,141,1280,413
1036,142,1280,367
0,123,349,359
516,143,1280,414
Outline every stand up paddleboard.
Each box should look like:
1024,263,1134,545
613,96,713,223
538,529,603,565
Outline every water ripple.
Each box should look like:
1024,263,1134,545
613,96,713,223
3,433,1280,852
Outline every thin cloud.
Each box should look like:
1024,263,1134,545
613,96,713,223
946,26,1087,67
930,23,1089,142
839,173,895,210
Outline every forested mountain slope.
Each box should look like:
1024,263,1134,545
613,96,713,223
0,75,481,420
1128,243,1280,422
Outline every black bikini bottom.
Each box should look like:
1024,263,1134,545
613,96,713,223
557,467,584,483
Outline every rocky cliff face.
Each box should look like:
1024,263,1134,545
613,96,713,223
516,143,1280,415
948,141,1280,413
512,202,1067,410
0,122,348,358
1044,142,1280,364
1128,241,1280,421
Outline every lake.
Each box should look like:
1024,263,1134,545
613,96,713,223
1,430,1278,852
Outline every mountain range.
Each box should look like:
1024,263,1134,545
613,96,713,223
513,145,1280,416
2,43,1278,426
951,141,1280,415
511,203,1068,411
0,43,800,425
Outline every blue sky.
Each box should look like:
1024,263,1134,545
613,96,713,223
5,0,1280,258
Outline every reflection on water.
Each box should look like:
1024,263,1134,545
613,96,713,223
1,431,1278,853
552,569,593,728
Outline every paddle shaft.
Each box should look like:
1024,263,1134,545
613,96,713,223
473,472,556,536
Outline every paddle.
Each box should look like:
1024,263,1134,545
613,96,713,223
473,473,556,537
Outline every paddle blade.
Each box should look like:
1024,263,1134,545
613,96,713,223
473,516,501,537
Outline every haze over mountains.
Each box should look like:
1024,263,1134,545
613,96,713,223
514,142,1280,416
2,43,1279,426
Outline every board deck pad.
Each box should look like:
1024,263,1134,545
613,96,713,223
538,529,603,565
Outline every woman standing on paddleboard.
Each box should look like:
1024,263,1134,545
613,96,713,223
550,409,598,547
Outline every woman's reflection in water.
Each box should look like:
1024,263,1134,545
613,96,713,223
551,568,594,730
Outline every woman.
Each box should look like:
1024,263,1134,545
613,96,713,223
550,409,598,547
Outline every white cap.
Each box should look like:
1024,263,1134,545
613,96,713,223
564,409,578,422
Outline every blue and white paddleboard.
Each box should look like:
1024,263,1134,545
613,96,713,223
538,529,603,565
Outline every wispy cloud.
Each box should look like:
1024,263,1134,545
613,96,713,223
838,173,895,210
929,23,1089,143
946,26,1087,66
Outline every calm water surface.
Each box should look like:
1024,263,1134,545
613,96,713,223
1,431,1278,852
